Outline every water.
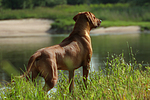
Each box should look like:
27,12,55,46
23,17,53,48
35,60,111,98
0,33,150,83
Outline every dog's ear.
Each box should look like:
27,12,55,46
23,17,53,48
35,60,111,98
73,12,85,22
73,13,80,22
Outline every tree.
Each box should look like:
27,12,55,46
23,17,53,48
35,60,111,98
46,0,67,7
0,0,2,7
33,0,46,7
130,0,150,6
67,0,84,5
2,0,33,9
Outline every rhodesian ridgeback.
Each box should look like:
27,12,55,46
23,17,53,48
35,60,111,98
20,12,101,92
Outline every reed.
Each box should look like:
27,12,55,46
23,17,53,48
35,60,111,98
1,52,150,99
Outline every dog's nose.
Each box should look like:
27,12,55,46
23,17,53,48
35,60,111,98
97,19,102,27
100,20,102,23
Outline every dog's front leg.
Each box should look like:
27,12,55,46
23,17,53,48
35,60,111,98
69,70,75,93
83,64,90,89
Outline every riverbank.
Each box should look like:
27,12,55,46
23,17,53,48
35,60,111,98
90,26,141,35
0,19,54,37
0,19,143,37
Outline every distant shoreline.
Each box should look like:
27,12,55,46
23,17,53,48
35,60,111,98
90,26,141,35
0,19,143,37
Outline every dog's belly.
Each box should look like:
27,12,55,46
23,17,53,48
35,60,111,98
56,56,83,70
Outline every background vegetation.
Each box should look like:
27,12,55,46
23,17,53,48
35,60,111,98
0,1,150,99
0,4,150,33
1,0,150,9
0,0,150,33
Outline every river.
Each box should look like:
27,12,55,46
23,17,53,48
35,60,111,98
0,33,150,84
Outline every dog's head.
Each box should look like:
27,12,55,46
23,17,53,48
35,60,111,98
73,12,101,29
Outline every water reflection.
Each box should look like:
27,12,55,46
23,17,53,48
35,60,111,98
0,33,150,83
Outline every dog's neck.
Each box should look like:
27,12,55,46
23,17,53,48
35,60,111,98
71,19,91,36
69,18,92,44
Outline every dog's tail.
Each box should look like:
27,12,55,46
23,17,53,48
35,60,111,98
16,52,41,79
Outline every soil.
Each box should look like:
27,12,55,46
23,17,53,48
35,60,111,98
0,19,141,37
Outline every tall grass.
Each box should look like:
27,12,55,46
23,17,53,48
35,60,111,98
1,52,150,99
0,78,48,99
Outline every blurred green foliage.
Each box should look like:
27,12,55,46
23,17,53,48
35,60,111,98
0,0,150,33
0,0,1,7
0,0,150,9
1,60,20,76
1,0,67,9
0,4,150,33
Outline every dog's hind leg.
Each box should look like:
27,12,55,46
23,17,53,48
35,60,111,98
41,59,58,92
43,82,51,92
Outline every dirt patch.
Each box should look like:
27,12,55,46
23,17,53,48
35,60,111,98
0,19,141,37
0,19,54,37
91,26,141,35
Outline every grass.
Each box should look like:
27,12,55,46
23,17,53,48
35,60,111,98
0,3,150,33
1,52,150,99
101,21,150,31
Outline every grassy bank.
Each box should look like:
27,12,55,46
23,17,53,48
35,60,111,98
0,3,150,33
1,53,150,99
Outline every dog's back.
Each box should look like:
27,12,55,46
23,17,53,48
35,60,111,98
19,12,101,92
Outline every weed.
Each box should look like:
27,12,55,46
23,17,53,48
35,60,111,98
1,51,150,99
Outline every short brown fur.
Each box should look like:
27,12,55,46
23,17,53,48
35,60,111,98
20,12,101,92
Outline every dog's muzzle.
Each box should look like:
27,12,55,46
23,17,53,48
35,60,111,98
96,19,102,27
100,20,102,23
98,19,102,26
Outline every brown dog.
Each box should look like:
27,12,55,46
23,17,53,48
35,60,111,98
20,12,101,92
